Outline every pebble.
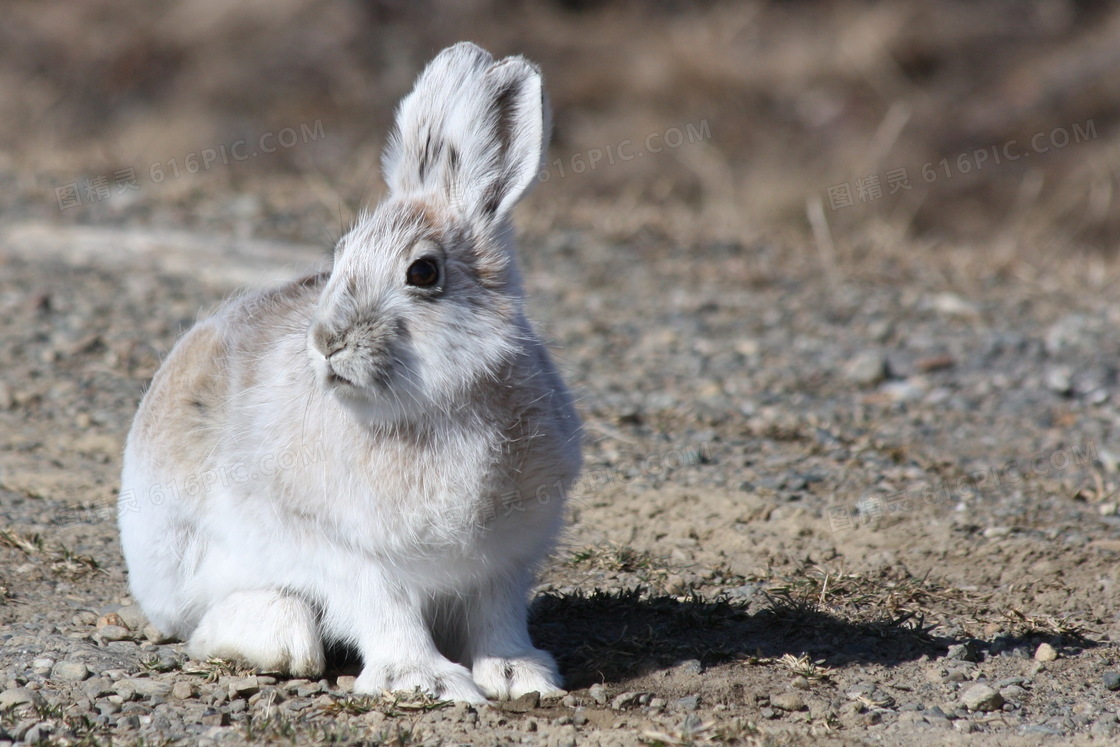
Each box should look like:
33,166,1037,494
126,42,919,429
51,661,90,682
945,642,981,662
227,675,260,699
143,625,173,644
1102,672,1120,691
115,605,149,629
610,691,646,710
0,688,45,709
771,692,807,711
844,351,887,386
1034,643,1058,662
98,625,131,642
335,675,356,693
961,684,1004,712
588,683,609,705
670,695,699,712
96,613,127,630
171,681,195,700
127,678,173,699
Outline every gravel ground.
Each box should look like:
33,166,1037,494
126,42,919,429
1,210,1119,746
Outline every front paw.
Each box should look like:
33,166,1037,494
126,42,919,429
473,648,564,700
355,659,486,704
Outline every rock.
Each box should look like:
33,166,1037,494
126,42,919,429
790,676,811,690
1000,685,1028,702
83,677,113,699
771,692,807,711
501,691,540,713
98,625,131,642
51,661,90,682
610,691,645,710
1102,672,1120,691
143,625,173,644
228,676,260,699
117,678,171,699
31,658,55,675
945,642,981,662
0,687,45,709
671,695,700,712
335,675,356,693
844,351,887,386
1034,643,1058,662
961,684,1004,712
97,612,127,630
1044,367,1073,395
171,681,195,699
588,683,608,705
114,605,149,630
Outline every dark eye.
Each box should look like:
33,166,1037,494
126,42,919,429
406,257,440,288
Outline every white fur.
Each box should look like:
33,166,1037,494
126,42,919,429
119,42,579,703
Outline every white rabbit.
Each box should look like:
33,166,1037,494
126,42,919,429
118,42,581,703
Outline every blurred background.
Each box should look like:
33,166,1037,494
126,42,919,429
2,0,1119,257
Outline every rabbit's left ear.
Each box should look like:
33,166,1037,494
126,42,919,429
382,42,550,226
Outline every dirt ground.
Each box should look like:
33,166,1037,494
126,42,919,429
3,2,1120,745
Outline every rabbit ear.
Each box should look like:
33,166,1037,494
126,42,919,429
382,42,549,225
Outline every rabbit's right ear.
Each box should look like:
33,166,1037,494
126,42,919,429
382,42,549,228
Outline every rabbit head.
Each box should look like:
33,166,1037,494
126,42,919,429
306,42,549,421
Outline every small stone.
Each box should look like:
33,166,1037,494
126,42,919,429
335,675,356,693
610,691,645,710
671,695,700,712
51,661,90,682
790,676,811,690
1045,367,1073,395
1102,672,1120,691
771,692,807,711
945,642,981,662
31,658,55,675
114,606,149,630
961,684,1004,712
1034,643,1058,662
228,676,260,699
171,681,195,699
97,613,127,630
83,677,113,698
844,351,887,386
0,687,45,709
118,678,171,699
674,659,703,676
199,709,228,726
98,625,131,642
142,625,173,644
588,683,608,705
502,691,540,713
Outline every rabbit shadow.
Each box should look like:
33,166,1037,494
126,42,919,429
527,587,958,690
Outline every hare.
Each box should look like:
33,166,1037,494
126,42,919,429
119,42,581,702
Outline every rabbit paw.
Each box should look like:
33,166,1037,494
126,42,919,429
472,648,564,700
187,589,324,677
355,659,486,703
